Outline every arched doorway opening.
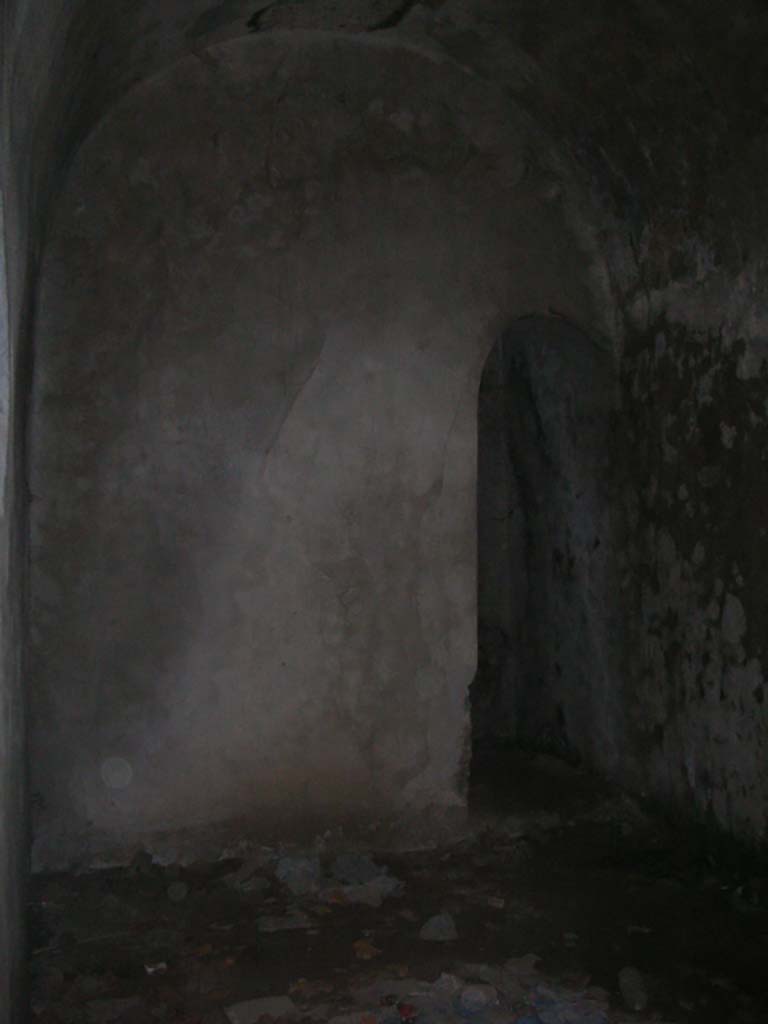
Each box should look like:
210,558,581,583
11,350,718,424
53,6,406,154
470,315,619,806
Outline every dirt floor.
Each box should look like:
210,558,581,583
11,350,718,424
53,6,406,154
28,748,768,1024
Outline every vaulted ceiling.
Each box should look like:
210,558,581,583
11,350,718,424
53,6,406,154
6,0,767,328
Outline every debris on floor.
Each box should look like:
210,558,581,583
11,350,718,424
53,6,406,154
29,750,768,1024
418,914,458,943
617,966,648,1013
225,994,299,1024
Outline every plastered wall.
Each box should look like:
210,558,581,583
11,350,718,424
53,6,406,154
29,34,598,870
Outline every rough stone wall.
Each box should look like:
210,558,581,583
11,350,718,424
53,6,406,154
449,0,768,847
618,321,768,845
29,33,601,871
546,1,768,847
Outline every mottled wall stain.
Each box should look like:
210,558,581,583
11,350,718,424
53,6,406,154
621,322,768,844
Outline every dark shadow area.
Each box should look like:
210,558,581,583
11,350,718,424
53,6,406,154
470,315,617,789
461,318,768,1023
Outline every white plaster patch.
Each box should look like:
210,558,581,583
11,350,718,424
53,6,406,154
721,593,747,646
696,368,714,405
720,422,737,449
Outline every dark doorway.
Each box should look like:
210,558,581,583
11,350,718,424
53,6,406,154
469,315,618,805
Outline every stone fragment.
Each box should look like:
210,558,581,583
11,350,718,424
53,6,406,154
352,978,431,1005
419,912,457,941
319,874,402,907
222,859,271,894
618,966,649,1012
276,855,322,895
458,984,498,1014
431,972,463,1006
330,852,383,884
499,955,540,1002
722,593,747,645
301,1006,332,1022
530,984,609,1024
225,996,298,1024
456,963,501,986
257,910,311,932
353,937,382,959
